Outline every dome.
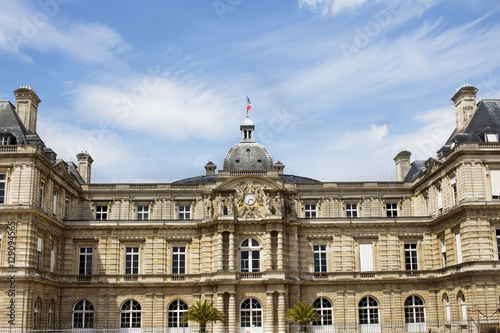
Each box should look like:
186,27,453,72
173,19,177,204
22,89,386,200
241,116,254,126
223,142,273,170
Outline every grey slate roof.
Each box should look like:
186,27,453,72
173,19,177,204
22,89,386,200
438,99,500,156
0,101,45,147
172,173,319,184
411,99,500,182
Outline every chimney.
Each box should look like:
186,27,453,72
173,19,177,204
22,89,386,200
77,152,94,184
204,161,217,175
394,150,411,181
451,85,478,132
274,161,285,175
14,86,41,134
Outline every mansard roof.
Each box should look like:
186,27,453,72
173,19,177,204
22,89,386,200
438,99,500,156
0,100,45,147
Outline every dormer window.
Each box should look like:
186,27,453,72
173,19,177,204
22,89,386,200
0,135,15,145
481,132,498,142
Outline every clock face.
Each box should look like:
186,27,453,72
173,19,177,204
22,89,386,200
244,194,256,205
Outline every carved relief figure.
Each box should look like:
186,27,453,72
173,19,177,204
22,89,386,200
204,196,213,218
227,194,234,215
216,194,225,216
265,193,272,215
274,192,282,215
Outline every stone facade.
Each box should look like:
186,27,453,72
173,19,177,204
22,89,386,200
1,86,500,332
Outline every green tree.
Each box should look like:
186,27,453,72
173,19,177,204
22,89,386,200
284,302,320,333
181,300,225,333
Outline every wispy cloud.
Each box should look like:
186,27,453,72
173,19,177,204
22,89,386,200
299,0,369,15
70,72,242,141
0,1,129,63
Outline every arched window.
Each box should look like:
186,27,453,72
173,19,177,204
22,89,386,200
120,300,141,328
48,299,55,327
359,296,379,325
34,298,41,327
73,300,94,328
240,239,260,272
312,298,333,326
240,298,262,328
168,300,188,328
458,292,467,324
405,295,425,323
443,294,450,323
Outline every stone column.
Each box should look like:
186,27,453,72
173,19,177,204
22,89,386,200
218,232,224,271
265,231,272,271
266,292,274,333
278,292,286,333
277,231,284,270
229,293,236,333
229,232,235,271
216,293,225,333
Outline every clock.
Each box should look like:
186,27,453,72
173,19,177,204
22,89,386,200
244,194,256,205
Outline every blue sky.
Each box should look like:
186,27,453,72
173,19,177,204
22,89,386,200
1,0,500,182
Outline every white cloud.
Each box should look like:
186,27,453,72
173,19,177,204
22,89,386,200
336,124,388,149
298,0,369,15
302,106,456,181
70,73,241,141
0,1,129,63
37,117,137,174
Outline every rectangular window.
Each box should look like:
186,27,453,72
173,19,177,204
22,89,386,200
79,247,93,275
424,195,429,215
451,177,458,206
125,247,139,275
346,203,358,218
53,190,58,215
455,233,462,264
313,244,327,272
0,137,8,145
65,198,70,219
172,246,186,274
437,187,443,213
137,205,149,220
37,237,43,269
359,243,373,271
484,133,499,142
178,205,191,220
441,239,447,267
0,174,5,204
305,204,317,218
491,170,500,200
386,203,398,217
404,243,418,271
40,180,45,209
95,205,108,220
50,243,55,272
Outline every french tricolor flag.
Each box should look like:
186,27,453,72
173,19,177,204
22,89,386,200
246,96,252,112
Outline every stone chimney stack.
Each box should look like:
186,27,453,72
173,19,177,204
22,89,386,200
77,152,94,184
274,161,285,175
451,85,478,133
14,86,41,134
204,161,217,175
394,150,411,182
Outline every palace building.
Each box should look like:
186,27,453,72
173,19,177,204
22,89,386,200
1,85,500,332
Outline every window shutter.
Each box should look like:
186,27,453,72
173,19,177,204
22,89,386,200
37,237,43,252
359,243,373,271
455,233,462,264
491,170,500,195
437,188,443,209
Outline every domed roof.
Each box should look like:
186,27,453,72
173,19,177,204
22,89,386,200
241,116,254,126
223,142,273,170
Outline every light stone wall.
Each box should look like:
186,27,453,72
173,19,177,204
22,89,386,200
3,146,500,331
